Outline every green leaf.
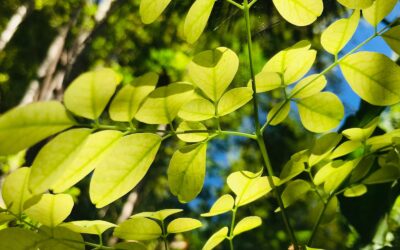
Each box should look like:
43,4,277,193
188,47,239,101
0,228,40,249
178,97,215,121
263,41,317,85
0,213,14,225
29,128,91,194
51,130,123,193
60,220,116,235
25,193,74,227
38,226,84,250
90,133,161,208
251,71,282,93
296,92,344,133
114,242,147,250
168,143,207,203
344,184,368,197
114,217,162,241
135,82,194,124
139,0,171,24
321,10,359,55
329,140,362,159
340,52,400,106
0,101,74,155
291,74,327,99
342,117,379,141
383,25,400,55
272,0,323,26
167,218,202,233
232,216,262,236
350,155,376,183
337,0,374,9
131,209,183,221
201,194,234,217
177,121,209,143
218,87,253,116
109,72,158,122
367,129,400,152
227,171,278,207
279,150,308,184
183,0,215,44
267,101,291,126
363,0,397,27
363,165,400,185
309,132,342,166
279,180,311,210
202,227,228,250
1,167,33,214
64,68,121,119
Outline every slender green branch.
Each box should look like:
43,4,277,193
225,0,243,9
248,0,259,8
307,196,332,247
161,221,170,250
228,207,238,250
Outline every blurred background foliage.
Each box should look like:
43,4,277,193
0,0,399,249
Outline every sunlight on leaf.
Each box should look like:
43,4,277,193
201,194,234,217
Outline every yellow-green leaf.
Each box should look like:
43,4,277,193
0,101,74,155
177,121,208,143
201,194,234,217
279,150,308,184
202,227,228,250
1,167,33,214
64,68,121,119
321,10,360,55
25,193,74,227
342,117,379,141
60,220,116,235
329,140,362,159
114,217,162,241
167,218,202,233
344,184,367,197
38,226,84,250
114,242,147,250
337,0,374,9
90,134,161,208
382,25,400,55
51,130,123,193
140,0,171,24
188,47,239,101
267,101,291,126
291,74,327,99
296,92,344,133
0,213,14,225
233,216,262,236
131,209,183,221
0,228,40,249
363,165,400,184
178,97,215,121
363,0,397,27
272,0,323,26
218,87,253,116
168,143,207,203
109,72,158,122
183,0,215,44
309,132,342,166
251,71,282,93
135,83,194,124
340,52,400,106
279,180,311,210
227,171,278,207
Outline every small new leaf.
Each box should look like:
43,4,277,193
201,194,234,217
167,218,202,233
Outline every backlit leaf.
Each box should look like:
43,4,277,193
337,0,374,9
168,143,207,203
202,227,228,250
0,228,40,249
109,72,158,122
340,52,400,106
25,193,74,227
272,0,323,26
0,213,14,225
178,97,215,121
167,218,202,233
329,140,362,159
0,101,74,155
382,25,400,55
38,226,84,250
296,92,344,133
233,216,262,236
188,47,239,101
201,194,234,217
135,83,194,124
114,217,162,241
363,165,400,185
1,167,33,214
321,10,359,55
342,117,379,141
64,68,121,119
114,242,147,250
309,132,342,166
131,209,183,221
344,184,367,197
90,134,161,208
218,87,253,116
279,180,311,209
183,0,215,44
279,150,308,184
291,74,327,99
363,0,397,27
177,121,208,143
267,101,291,126
61,220,116,235
251,71,282,93
140,0,171,24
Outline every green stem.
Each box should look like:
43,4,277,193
242,0,298,247
161,221,170,250
225,0,243,9
307,196,331,247
228,207,238,250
